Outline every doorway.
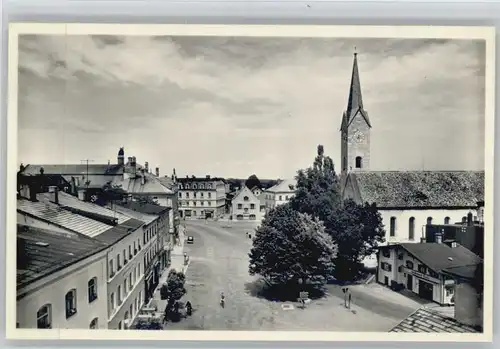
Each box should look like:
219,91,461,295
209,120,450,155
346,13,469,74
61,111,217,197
418,280,434,301
407,274,413,291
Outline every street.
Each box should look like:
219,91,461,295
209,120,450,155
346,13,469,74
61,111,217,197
166,220,420,331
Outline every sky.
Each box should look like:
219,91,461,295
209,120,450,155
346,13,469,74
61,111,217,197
17,35,486,179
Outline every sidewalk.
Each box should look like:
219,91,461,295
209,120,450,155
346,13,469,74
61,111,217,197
151,225,191,314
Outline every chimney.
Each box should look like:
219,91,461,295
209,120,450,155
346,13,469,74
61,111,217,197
435,230,443,244
77,188,86,201
127,157,133,164
145,162,149,172
141,169,146,185
155,167,160,177
467,212,473,226
48,186,59,204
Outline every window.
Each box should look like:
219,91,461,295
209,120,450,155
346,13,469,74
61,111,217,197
118,285,122,305
250,204,255,209
89,318,98,329
193,192,197,198
118,321,122,330
207,184,212,189
398,253,404,260
109,260,114,278
65,289,77,318
123,249,127,264
243,196,249,201
178,192,182,198
186,192,190,198
37,304,51,329
279,195,282,200
381,262,392,272
418,264,427,274
129,246,132,259
444,217,450,225
398,266,403,273
117,255,121,270
185,184,190,189
200,184,204,189
355,156,363,169
406,260,414,269
134,241,137,254
124,311,129,329
382,249,390,258
408,217,415,241
134,298,138,314
110,293,115,310
193,184,197,189
208,201,212,206
208,193,211,198
129,273,133,289
285,196,289,200
427,217,433,225
88,277,98,303
244,208,249,213
130,304,133,317
445,285,454,297
237,204,242,209
124,279,128,295
390,216,396,237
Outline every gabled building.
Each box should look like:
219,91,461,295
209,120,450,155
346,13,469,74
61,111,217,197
338,52,485,261
264,179,297,211
230,186,264,221
377,241,482,306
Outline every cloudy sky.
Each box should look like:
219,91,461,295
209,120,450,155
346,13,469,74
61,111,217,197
18,35,485,179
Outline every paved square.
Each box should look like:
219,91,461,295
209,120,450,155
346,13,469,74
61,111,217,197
165,220,420,331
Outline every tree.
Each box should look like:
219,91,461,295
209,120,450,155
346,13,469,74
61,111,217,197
249,203,337,299
245,174,262,190
289,145,385,281
164,269,187,311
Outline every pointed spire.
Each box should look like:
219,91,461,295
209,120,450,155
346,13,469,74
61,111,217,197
346,50,363,115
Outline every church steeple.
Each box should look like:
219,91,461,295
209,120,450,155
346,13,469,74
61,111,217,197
340,51,371,131
340,50,372,173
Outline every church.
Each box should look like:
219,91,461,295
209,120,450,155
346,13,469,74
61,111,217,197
339,52,485,264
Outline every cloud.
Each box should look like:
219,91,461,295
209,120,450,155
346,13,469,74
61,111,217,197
17,34,485,178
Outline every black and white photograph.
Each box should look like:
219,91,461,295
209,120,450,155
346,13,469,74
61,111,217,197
6,24,495,341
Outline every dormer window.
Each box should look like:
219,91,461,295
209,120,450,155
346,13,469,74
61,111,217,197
207,184,212,189
199,184,204,189
193,184,197,189
243,196,249,201
185,184,190,189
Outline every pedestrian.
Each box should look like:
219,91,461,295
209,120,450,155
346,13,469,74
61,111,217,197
348,293,352,309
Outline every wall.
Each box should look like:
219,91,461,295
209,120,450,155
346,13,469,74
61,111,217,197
264,191,295,211
105,225,147,327
454,282,482,328
231,192,262,221
380,208,473,244
17,251,108,329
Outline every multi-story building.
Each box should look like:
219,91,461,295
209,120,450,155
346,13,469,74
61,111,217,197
230,186,265,221
17,186,146,330
264,179,297,211
112,201,172,304
16,225,109,329
176,175,226,219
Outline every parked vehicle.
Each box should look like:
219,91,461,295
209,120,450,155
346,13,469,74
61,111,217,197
187,236,194,244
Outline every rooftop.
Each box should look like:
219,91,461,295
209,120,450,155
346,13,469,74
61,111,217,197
113,172,174,195
398,242,482,273
348,171,484,208
17,225,108,291
21,164,124,176
266,179,297,193
442,263,483,283
390,308,479,333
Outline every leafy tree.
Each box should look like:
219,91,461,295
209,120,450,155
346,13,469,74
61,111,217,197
289,145,385,281
164,269,187,311
245,174,262,190
249,203,337,299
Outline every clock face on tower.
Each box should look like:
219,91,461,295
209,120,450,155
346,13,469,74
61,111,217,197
348,129,365,144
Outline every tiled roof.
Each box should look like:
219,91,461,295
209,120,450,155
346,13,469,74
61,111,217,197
350,171,484,208
116,201,170,216
92,218,144,245
38,191,130,224
390,308,479,333
17,225,107,290
399,243,482,273
113,173,174,195
111,205,158,225
157,176,176,190
21,164,124,176
18,198,113,238
266,179,297,193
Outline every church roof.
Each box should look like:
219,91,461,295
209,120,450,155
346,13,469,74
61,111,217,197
345,171,484,209
340,52,372,131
